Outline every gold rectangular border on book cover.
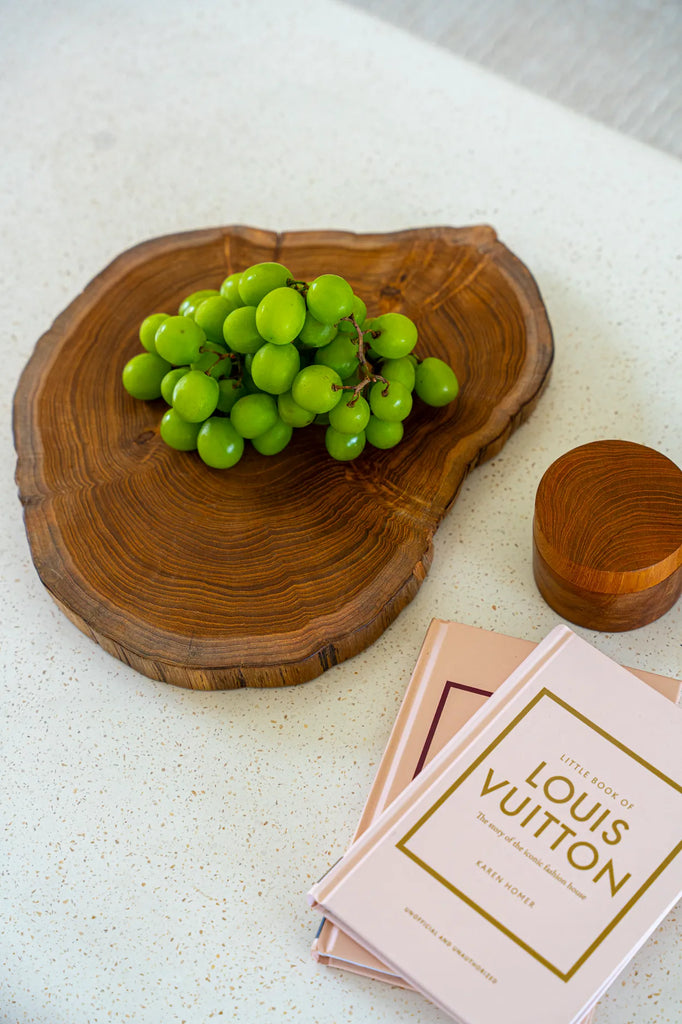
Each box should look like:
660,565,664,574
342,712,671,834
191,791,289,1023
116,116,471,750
396,688,682,981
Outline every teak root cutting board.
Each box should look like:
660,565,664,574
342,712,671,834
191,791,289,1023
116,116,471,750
14,225,553,688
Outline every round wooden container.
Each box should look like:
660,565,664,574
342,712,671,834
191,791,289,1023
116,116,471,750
533,440,682,631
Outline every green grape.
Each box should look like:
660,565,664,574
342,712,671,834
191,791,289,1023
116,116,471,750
380,356,416,393
415,357,460,407
297,312,337,349
179,288,220,317
197,417,244,469
222,306,265,354
238,262,292,306
277,390,316,428
252,417,293,456
230,393,279,438
172,370,220,422
160,366,190,405
154,315,206,365
201,357,233,380
370,312,417,359
337,295,367,334
365,416,404,449
369,379,413,422
256,286,306,345
190,345,232,379
341,365,362,387
325,426,366,461
306,274,354,325
314,412,330,426
122,352,172,400
223,303,266,356
291,364,343,414
219,272,246,311
251,341,300,395
328,392,370,434
216,379,246,414
191,339,231,380
139,313,168,353
194,296,234,343
239,368,261,394
314,334,360,380
159,408,201,451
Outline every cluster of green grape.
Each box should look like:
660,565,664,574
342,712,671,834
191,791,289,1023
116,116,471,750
121,262,459,468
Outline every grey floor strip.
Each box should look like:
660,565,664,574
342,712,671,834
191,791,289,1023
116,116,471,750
344,0,682,158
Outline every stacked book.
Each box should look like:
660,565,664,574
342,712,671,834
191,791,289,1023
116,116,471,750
309,621,682,1024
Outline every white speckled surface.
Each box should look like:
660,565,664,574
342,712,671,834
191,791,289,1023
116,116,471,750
1,2,680,1023
348,0,682,159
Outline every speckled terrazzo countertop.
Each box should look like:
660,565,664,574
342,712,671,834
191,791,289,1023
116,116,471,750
1,2,680,1023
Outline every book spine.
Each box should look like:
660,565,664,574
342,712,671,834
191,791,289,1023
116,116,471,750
354,618,451,837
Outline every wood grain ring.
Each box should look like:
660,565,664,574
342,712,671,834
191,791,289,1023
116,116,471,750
14,225,554,687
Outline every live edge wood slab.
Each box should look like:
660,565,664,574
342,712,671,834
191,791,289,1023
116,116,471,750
14,225,553,689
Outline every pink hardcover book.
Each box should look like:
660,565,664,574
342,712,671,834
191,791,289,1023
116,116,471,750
313,619,682,1010
309,625,682,1024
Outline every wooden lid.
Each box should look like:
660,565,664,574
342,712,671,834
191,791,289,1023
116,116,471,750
533,440,682,630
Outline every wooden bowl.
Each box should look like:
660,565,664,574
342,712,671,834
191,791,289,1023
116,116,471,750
533,440,682,631
14,225,553,688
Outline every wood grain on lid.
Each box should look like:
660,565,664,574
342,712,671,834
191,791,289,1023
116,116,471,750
533,440,682,630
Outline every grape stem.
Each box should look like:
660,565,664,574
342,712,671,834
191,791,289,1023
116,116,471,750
286,278,309,297
333,314,388,403
202,351,238,376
